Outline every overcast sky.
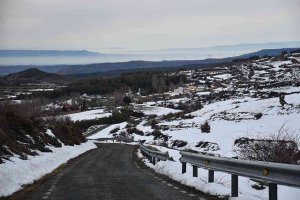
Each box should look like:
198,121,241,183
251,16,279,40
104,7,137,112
0,0,299,52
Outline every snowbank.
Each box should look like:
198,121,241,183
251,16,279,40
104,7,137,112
135,104,181,116
0,141,97,197
66,109,112,121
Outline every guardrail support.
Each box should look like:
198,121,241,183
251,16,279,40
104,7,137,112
182,162,186,174
153,157,156,165
231,174,238,197
269,183,277,200
193,165,198,177
208,170,214,183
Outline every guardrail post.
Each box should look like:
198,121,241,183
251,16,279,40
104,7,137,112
192,165,198,177
269,183,277,200
182,162,187,174
231,174,238,197
208,170,214,183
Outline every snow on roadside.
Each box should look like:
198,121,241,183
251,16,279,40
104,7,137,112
0,141,97,197
66,109,112,121
138,145,300,200
87,122,127,139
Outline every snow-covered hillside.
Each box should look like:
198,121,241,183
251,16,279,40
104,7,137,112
88,52,300,199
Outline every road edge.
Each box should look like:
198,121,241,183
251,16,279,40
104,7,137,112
1,146,98,200
131,145,228,200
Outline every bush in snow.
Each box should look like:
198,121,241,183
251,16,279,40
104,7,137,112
171,140,188,148
110,126,120,134
0,103,62,163
254,112,263,120
200,121,211,133
149,119,159,129
123,95,132,105
47,116,86,146
152,129,168,141
196,141,220,151
126,127,144,135
234,127,299,164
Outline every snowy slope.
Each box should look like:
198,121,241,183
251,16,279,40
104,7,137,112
0,141,97,197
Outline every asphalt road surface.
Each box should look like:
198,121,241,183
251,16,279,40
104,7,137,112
24,143,220,200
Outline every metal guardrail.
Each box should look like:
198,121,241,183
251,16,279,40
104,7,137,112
180,151,300,200
94,138,117,142
92,136,134,143
139,141,169,165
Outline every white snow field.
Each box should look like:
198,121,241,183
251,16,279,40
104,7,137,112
0,141,97,197
156,94,300,157
66,109,112,121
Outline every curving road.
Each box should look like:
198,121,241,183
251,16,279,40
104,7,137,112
24,143,220,200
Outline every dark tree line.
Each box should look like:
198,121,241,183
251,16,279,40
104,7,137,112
25,71,187,99
67,71,186,95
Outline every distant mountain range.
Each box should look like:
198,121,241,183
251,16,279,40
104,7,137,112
120,41,300,56
0,68,72,85
155,41,300,52
0,47,299,86
0,47,299,76
1,41,299,66
0,50,102,57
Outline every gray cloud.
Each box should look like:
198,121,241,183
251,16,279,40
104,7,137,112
0,0,299,52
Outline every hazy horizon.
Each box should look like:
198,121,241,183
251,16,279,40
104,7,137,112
1,41,300,66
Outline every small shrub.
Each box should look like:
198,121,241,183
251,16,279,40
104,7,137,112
123,96,132,105
125,123,134,128
148,114,158,120
196,141,220,151
171,140,187,148
152,129,168,141
149,119,159,129
19,153,28,160
135,128,145,136
254,112,263,120
181,114,194,119
200,121,211,133
161,112,184,121
110,126,120,133
161,125,170,131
